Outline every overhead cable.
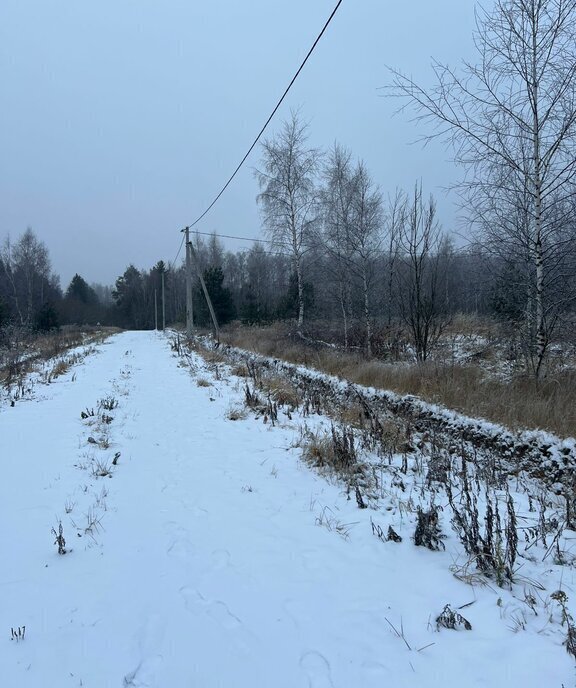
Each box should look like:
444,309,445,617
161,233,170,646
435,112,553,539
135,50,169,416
185,0,343,231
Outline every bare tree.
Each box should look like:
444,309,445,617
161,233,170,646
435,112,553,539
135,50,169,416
390,0,576,375
256,112,320,330
320,143,356,347
348,161,383,356
397,185,450,362
467,162,576,370
1,228,54,326
384,189,405,328
320,148,383,354
1,236,24,325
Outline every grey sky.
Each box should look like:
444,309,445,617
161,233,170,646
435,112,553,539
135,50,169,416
1,1,485,288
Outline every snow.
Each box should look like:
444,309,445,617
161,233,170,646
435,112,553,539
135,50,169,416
214,337,576,485
1,331,574,687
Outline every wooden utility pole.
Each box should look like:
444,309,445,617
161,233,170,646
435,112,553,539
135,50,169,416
154,289,158,330
188,241,220,344
161,270,166,331
183,226,194,337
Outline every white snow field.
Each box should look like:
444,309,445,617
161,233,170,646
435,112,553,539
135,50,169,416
1,331,574,687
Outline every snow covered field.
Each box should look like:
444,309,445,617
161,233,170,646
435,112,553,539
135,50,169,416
1,331,574,687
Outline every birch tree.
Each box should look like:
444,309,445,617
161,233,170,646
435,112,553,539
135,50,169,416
321,144,356,347
1,229,55,326
390,0,576,376
256,112,320,330
348,161,383,356
384,190,405,327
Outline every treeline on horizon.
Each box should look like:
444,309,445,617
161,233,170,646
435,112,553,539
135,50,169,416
0,215,571,350
1,121,575,369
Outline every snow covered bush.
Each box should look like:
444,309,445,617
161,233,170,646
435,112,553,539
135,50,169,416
436,604,472,631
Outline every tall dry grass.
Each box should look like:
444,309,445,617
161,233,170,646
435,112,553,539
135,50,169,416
222,323,576,439
0,326,120,384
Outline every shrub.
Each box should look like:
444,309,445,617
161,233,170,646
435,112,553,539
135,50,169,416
52,522,66,554
414,505,445,551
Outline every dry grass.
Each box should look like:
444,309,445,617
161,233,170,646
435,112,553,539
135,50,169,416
338,403,367,428
227,405,248,421
443,313,500,339
195,347,225,365
222,323,576,439
264,377,301,409
230,363,249,377
50,359,71,379
301,431,337,469
196,378,211,387
0,326,119,385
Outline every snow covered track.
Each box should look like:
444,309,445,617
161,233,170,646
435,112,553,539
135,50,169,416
1,331,574,687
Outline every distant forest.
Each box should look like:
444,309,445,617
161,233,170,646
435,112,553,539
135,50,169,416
1,199,574,362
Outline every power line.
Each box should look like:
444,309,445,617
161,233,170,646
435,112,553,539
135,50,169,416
185,0,343,231
170,228,304,271
170,234,185,271
189,229,277,245
184,228,314,249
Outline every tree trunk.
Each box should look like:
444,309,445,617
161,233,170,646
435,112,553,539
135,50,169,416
339,283,349,349
362,269,372,356
295,254,304,330
531,18,546,378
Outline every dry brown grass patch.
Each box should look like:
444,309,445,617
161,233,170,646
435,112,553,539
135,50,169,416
230,363,249,377
200,349,226,364
1,327,117,387
227,405,248,421
443,313,499,339
221,324,576,438
50,360,71,379
301,432,336,469
264,377,300,408
338,403,366,428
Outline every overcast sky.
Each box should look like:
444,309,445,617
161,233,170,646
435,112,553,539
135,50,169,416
1,1,486,288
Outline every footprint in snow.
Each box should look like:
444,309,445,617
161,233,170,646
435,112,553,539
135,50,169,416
206,600,242,630
123,655,163,688
190,505,209,518
179,588,240,628
123,612,165,687
180,586,207,614
300,651,335,688
167,537,195,562
361,659,389,678
179,587,254,655
211,548,231,570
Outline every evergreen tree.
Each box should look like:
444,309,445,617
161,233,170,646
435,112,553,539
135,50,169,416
194,266,236,326
66,274,98,304
113,265,146,328
239,286,265,325
35,302,59,331
0,295,7,328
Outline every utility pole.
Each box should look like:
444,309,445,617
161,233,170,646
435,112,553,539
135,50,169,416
154,288,158,330
182,226,194,337
188,241,220,344
161,270,166,331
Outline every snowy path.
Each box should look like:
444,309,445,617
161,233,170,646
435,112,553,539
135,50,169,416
1,331,573,687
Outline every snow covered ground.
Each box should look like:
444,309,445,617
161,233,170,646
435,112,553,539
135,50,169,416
1,331,574,687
